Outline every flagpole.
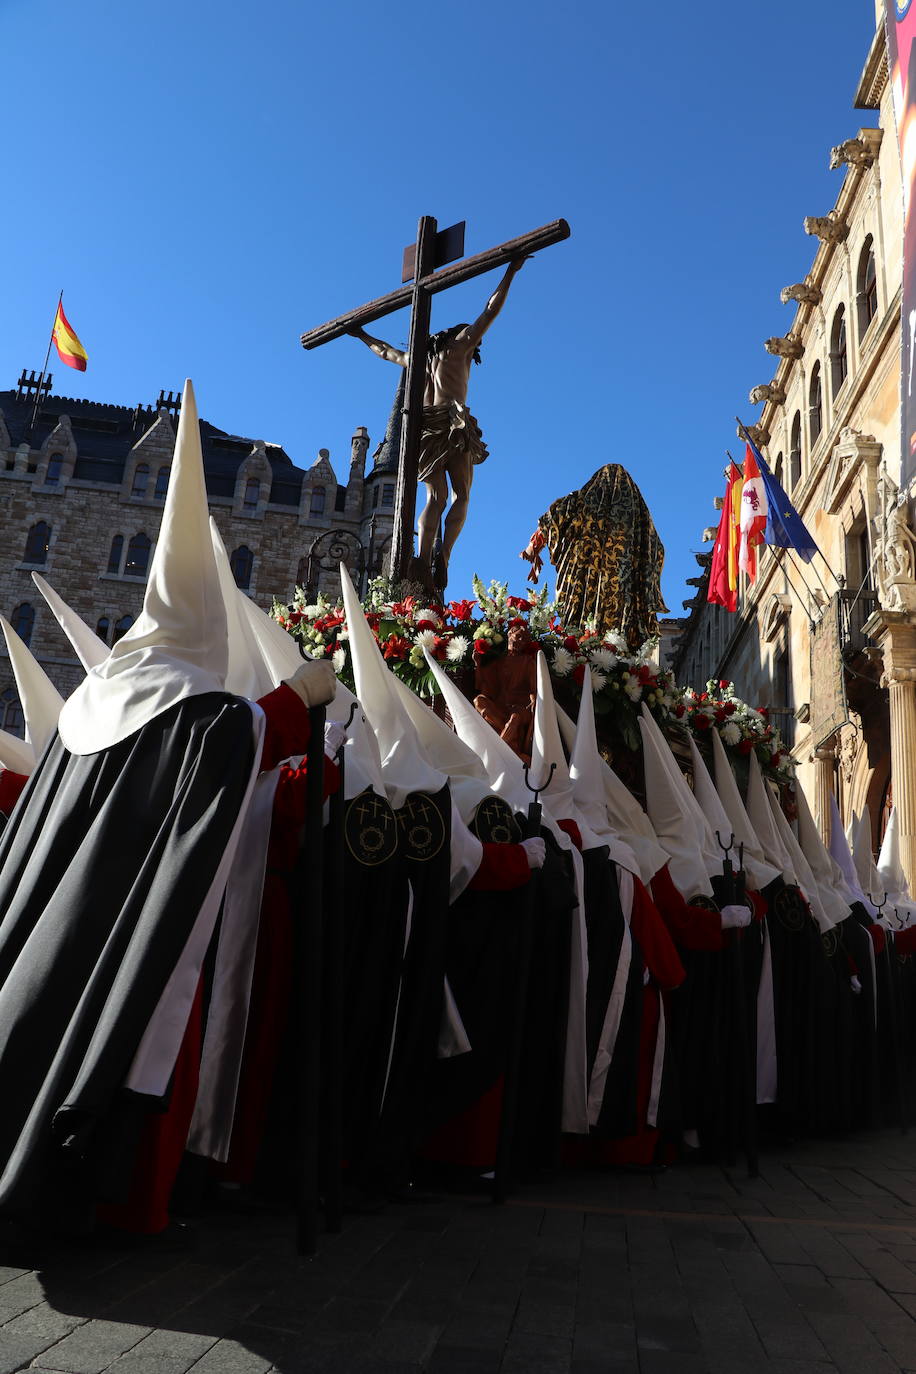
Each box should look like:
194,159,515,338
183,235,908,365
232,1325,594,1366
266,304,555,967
28,290,62,437
726,447,821,615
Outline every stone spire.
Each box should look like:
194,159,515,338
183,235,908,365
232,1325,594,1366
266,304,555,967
371,372,405,474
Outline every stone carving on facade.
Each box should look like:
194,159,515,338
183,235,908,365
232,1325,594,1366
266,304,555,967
738,422,769,448
749,382,786,406
875,467,916,613
779,280,822,307
803,211,849,244
765,334,804,360
837,723,858,789
829,129,882,170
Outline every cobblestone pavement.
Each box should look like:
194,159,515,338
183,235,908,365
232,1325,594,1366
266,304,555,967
4,1131,916,1373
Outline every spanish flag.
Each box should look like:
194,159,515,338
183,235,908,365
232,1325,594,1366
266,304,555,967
52,301,88,372
707,461,742,612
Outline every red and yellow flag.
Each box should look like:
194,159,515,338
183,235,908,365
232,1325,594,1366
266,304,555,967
52,301,88,372
707,461,743,612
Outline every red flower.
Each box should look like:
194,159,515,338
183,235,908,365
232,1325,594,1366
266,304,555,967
474,638,490,655
416,619,437,633
506,595,531,612
719,678,731,689
714,708,727,724
572,664,586,685
383,635,411,661
447,599,476,622
391,597,416,619
564,635,579,653
674,703,686,718
636,665,656,686
288,611,302,625
694,712,711,730
432,636,448,661
507,616,526,629
757,706,769,719
724,700,737,715
737,738,755,755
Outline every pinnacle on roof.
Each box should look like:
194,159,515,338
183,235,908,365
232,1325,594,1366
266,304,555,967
371,372,405,474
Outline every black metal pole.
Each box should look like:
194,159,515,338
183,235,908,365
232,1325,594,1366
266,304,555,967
296,703,327,1256
321,721,350,1233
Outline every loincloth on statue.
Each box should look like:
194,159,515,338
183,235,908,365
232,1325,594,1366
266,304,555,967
418,402,489,484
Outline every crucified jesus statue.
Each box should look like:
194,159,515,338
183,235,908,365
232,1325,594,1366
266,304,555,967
349,256,527,590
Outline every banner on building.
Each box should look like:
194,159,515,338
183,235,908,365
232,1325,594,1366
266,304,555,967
884,1,916,489
809,595,849,749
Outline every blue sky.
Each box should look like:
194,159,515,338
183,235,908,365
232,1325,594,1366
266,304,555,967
2,0,882,619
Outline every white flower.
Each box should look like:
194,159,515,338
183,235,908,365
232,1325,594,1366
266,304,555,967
722,721,741,746
446,634,470,662
624,680,643,702
303,604,320,618
416,608,441,627
590,670,607,692
590,646,618,671
414,629,438,649
332,647,346,674
552,647,575,677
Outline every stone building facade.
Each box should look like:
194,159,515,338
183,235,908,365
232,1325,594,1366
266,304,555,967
0,376,398,718
672,11,916,884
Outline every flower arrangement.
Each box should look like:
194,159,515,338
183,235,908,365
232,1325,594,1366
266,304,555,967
272,579,792,781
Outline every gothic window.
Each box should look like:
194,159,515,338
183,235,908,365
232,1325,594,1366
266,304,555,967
95,616,110,644
381,483,395,508
830,305,848,397
857,235,878,337
131,463,149,498
243,478,260,511
11,603,34,647
155,466,169,499
334,485,347,512
0,688,24,738
45,454,63,486
24,521,50,566
788,413,802,491
310,485,326,517
773,451,784,487
113,614,134,643
230,545,254,590
125,532,151,577
107,534,124,574
808,364,823,446
372,484,380,510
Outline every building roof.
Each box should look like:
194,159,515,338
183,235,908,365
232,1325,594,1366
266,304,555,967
370,373,405,476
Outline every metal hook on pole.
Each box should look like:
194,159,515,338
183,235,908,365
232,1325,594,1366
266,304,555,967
523,761,556,804
715,830,735,861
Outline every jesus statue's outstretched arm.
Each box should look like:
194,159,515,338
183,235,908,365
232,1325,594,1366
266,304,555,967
348,327,407,367
459,256,529,347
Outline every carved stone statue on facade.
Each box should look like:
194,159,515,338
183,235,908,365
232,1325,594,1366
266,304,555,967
780,280,822,307
765,334,804,360
803,211,849,244
749,382,786,406
829,137,879,171
348,257,528,590
740,423,770,448
875,468,916,612
473,621,538,762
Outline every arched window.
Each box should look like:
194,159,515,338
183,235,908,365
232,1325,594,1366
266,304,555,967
230,545,254,590
372,484,380,510
310,485,326,517
11,603,34,647
124,532,151,578
95,616,110,645
809,363,823,446
107,534,124,574
155,466,169,500
131,463,149,498
45,454,63,486
381,483,395,508
0,688,24,738
789,413,801,491
24,521,50,566
857,235,878,337
113,614,134,644
773,452,784,487
830,305,848,397
243,478,260,511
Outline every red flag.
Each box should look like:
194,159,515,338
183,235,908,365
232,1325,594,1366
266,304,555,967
738,444,768,581
707,462,742,612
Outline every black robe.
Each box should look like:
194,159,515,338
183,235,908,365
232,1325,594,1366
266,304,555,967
0,693,258,1228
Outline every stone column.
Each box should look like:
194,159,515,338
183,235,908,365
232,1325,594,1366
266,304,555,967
866,609,916,891
812,738,836,845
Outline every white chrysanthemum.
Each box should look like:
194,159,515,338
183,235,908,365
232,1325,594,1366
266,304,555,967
590,646,618,671
332,647,346,674
722,721,741,746
624,680,643,702
446,634,470,662
552,647,575,677
414,629,438,649
590,669,607,693
303,604,320,618
417,608,441,627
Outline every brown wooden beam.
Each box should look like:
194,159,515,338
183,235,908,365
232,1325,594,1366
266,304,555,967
299,218,570,352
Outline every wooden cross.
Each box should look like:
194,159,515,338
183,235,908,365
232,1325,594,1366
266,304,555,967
300,215,570,586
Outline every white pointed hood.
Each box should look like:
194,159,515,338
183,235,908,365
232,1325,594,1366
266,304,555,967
829,794,877,913
59,380,229,753
32,573,107,672
0,726,36,775
0,615,64,760
765,782,833,930
531,654,602,849
388,666,492,823
639,713,713,899
709,728,780,890
640,705,721,878
687,734,739,863
745,752,794,882
876,807,916,926
794,781,853,924
340,565,445,808
423,649,530,815
565,669,640,872
851,806,885,907
209,519,276,702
